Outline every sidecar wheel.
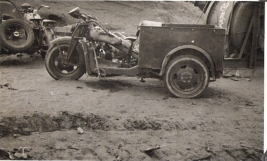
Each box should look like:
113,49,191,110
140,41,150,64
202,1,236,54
0,19,34,52
45,42,85,80
164,55,209,98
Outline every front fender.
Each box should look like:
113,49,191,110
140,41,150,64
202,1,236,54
49,36,71,46
159,45,216,80
47,36,71,53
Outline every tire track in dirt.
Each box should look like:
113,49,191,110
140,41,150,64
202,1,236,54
0,111,263,160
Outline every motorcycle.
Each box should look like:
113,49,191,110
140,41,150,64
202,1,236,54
44,7,224,98
45,7,140,80
0,3,56,59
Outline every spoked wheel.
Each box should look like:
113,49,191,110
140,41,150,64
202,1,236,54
164,55,209,98
45,42,85,80
0,19,34,52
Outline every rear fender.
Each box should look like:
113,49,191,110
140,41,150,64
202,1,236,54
159,45,216,80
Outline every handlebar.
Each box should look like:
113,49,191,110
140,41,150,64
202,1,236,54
69,7,113,36
69,7,97,21
19,3,50,13
37,5,50,11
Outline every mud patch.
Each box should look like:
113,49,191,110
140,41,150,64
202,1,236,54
0,112,263,160
0,111,114,137
0,59,29,66
0,112,235,137
219,147,263,161
0,54,42,66
85,80,133,93
123,118,162,130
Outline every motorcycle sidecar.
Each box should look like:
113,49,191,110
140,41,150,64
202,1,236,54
82,21,226,98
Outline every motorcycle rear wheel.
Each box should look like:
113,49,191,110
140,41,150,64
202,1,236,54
45,41,85,80
0,19,34,52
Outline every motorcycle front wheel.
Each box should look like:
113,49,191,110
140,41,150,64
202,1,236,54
45,41,86,80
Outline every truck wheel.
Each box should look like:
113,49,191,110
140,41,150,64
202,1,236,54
0,19,34,52
45,42,85,80
164,55,209,98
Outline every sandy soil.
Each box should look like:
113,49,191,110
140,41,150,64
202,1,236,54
0,1,264,160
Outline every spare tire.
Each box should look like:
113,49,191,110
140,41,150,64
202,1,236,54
0,19,34,52
229,2,254,52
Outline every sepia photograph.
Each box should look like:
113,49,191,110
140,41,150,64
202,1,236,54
0,0,265,160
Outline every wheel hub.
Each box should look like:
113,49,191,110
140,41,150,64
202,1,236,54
174,65,200,91
13,31,20,37
54,52,76,72
56,57,72,70
181,72,193,83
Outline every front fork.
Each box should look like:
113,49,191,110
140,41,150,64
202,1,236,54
79,40,92,76
65,23,89,64
67,38,79,61
54,37,80,68
78,40,101,77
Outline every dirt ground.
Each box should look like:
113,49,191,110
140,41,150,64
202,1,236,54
0,1,264,160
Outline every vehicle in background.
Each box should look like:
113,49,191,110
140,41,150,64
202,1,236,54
0,0,56,59
195,1,264,70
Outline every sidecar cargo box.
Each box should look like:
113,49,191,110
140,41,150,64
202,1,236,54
138,23,225,77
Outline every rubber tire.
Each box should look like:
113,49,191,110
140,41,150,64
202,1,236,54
0,19,34,52
45,41,86,80
164,55,209,98
229,2,254,52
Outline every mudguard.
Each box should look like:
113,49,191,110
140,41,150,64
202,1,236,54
159,45,216,81
47,36,71,53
